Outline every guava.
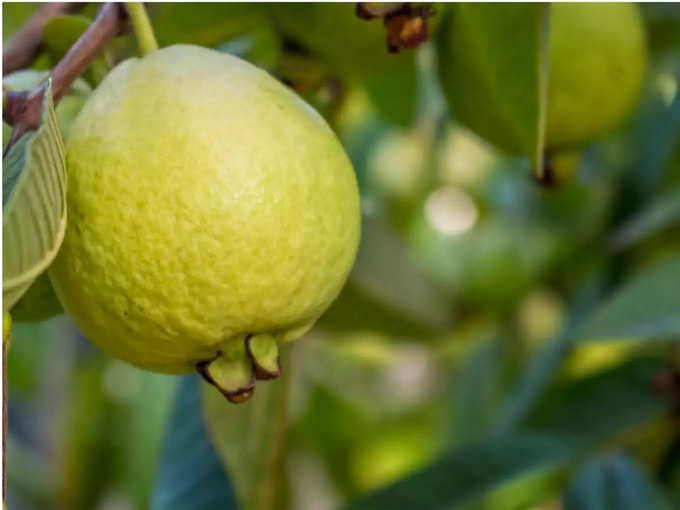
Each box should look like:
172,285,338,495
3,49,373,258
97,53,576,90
49,44,361,402
437,3,646,154
4,70,91,323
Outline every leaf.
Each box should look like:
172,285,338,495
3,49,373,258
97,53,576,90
609,191,680,251
348,358,672,510
151,375,237,510
319,217,454,337
523,358,671,446
448,337,509,447
492,270,608,435
575,256,680,343
345,433,574,510
565,453,674,510
437,4,550,171
3,81,67,312
203,355,292,510
43,15,92,60
150,3,268,49
362,59,417,127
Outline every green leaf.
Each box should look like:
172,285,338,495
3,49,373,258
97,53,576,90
151,375,237,510
565,453,674,510
609,191,680,251
362,59,417,127
150,3,267,49
43,15,91,60
523,358,670,446
349,358,672,510
203,357,292,510
437,4,550,171
448,337,509,447
576,257,680,343
492,271,608,434
3,81,67,312
319,217,454,337
346,433,574,510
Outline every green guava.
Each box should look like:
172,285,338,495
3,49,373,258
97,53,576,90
437,3,646,154
4,70,91,323
49,45,361,402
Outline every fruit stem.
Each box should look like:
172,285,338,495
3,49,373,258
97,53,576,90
125,3,158,56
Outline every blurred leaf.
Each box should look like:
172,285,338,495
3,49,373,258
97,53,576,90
203,353,292,510
449,337,509,446
362,59,417,127
43,15,91,59
523,358,671,445
565,453,673,510
151,375,237,510
346,433,573,510
609,191,680,251
576,256,680,342
217,24,281,70
270,3,414,77
115,370,176,509
642,4,680,56
349,358,671,509
2,2,39,41
320,217,454,337
56,357,116,510
3,81,67,312
150,3,267,48
437,4,549,170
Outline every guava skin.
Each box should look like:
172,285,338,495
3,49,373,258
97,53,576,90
49,45,361,374
437,3,646,154
546,3,646,149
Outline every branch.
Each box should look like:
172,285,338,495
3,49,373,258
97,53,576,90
2,2,85,74
3,3,129,155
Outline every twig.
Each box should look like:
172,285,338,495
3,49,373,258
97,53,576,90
2,3,85,74
3,3,129,155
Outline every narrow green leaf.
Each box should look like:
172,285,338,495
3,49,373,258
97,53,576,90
437,4,549,170
609,191,680,251
565,453,674,510
3,80,67,312
203,356,292,510
492,270,609,435
348,358,672,510
524,358,670,446
151,375,237,510
576,257,680,343
346,434,574,510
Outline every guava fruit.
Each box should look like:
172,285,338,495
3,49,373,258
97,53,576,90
49,44,361,402
437,3,646,154
4,70,91,323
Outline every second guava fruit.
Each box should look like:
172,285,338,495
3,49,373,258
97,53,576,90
49,44,361,402
437,3,646,154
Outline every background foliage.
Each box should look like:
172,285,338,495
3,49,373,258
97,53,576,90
3,3,680,510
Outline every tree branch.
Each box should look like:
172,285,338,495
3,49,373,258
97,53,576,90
3,3,129,155
2,2,85,74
